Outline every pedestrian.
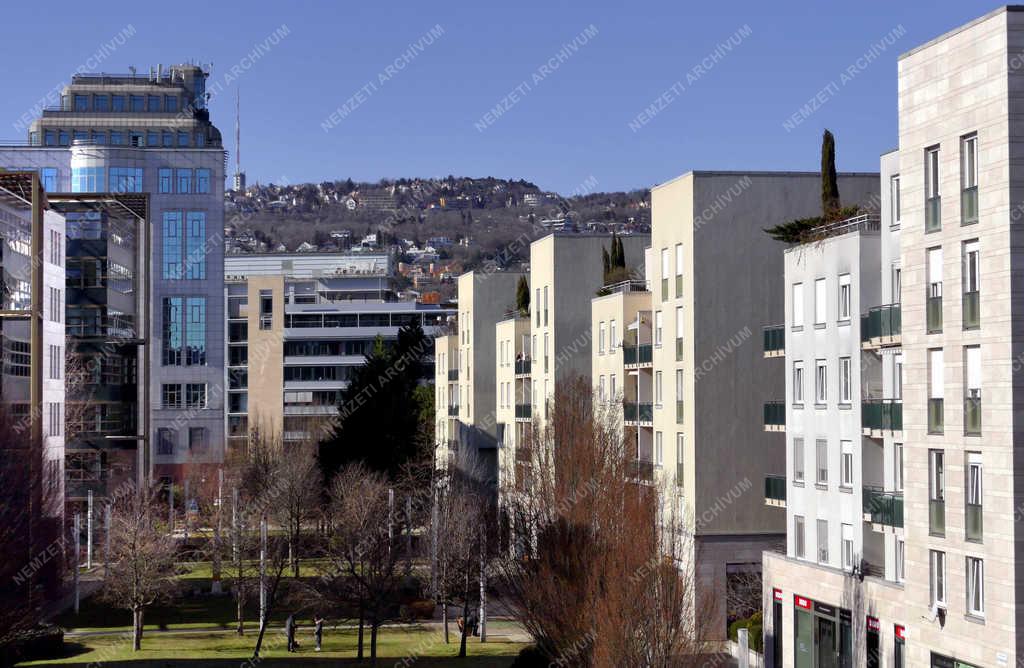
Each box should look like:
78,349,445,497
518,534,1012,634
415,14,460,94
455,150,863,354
468,610,479,637
313,615,324,652
285,613,297,652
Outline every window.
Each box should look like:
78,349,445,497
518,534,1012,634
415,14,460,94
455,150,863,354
47,402,62,437
50,229,62,265
91,130,107,145
966,556,984,616
196,168,211,194
93,94,110,112
655,431,663,467
41,167,58,192
894,355,903,399
661,247,669,299
966,452,983,542
535,289,540,326
961,133,978,225
177,131,190,147
609,374,616,400
112,95,125,112
963,240,980,329
48,344,61,380
895,538,905,582
839,357,852,404
930,449,945,535
598,375,606,402
654,311,663,346
543,286,548,326
675,243,683,296
817,519,829,564
894,443,904,491
110,131,123,145
655,371,663,405
814,278,827,325
609,319,617,349
44,130,56,146
792,283,804,327
930,550,946,608
165,95,179,112
598,321,606,354
162,212,183,279
815,439,828,485
162,131,174,147
159,168,172,193
838,274,851,321
794,516,805,558
793,362,804,404
146,131,158,147
841,523,854,570
162,384,182,408
110,167,143,193
815,360,827,404
186,383,207,409
157,428,174,455
675,307,684,359
543,333,549,373
792,438,804,482
890,175,901,225
929,348,944,433
48,287,61,322
840,440,853,488
892,264,902,304
163,297,183,365
965,345,981,435
147,95,161,112
676,433,684,481
926,146,941,232
73,94,88,111
185,212,207,279
58,130,69,146
176,169,193,194
189,427,208,452
71,166,105,192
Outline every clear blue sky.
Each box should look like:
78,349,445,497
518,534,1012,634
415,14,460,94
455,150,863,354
0,0,998,193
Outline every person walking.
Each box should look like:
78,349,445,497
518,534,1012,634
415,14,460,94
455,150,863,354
285,613,297,652
313,615,324,652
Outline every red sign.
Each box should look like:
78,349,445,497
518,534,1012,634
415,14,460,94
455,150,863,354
895,624,906,640
794,595,812,610
773,588,783,602
867,616,881,632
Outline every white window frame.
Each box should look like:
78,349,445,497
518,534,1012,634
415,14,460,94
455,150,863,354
655,431,663,467
814,278,827,325
841,523,854,570
838,274,851,321
793,361,804,404
929,449,945,503
598,321,606,354
926,146,940,200
610,319,617,349
839,357,852,404
840,440,853,488
961,133,978,190
894,442,904,492
654,311,663,347
891,174,901,225
966,556,984,617
792,283,804,328
816,439,828,486
817,519,829,564
793,437,805,482
794,515,805,559
815,360,827,404
930,549,946,608
655,371,663,406
895,538,905,583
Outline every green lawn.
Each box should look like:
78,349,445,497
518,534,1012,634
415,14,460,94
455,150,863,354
18,625,527,667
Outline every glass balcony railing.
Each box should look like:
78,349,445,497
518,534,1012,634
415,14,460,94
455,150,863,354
966,503,983,542
623,402,654,423
448,369,459,381
860,304,901,344
963,291,979,330
676,400,684,425
676,463,684,488
926,196,941,232
661,278,668,301
676,337,684,361
515,404,532,419
623,344,653,365
764,475,786,504
961,186,978,225
631,459,655,482
763,325,785,355
927,296,943,333
928,398,944,434
930,498,945,536
964,396,981,436
763,401,785,429
514,359,531,375
448,405,459,417
675,274,683,298
861,399,902,432
862,486,904,528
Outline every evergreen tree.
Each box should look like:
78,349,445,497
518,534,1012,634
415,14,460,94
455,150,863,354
516,275,531,316
602,247,611,280
821,129,840,218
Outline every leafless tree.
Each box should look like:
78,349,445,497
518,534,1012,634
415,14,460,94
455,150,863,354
273,440,320,578
99,482,179,651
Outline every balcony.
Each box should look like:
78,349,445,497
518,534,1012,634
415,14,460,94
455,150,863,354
961,186,978,225
623,344,653,367
599,278,650,295
929,498,945,536
448,368,459,381
966,503,983,542
515,444,532,464
963,291,979,330
764,475,786,507
66,477,109,499
861,399,902,437
860,304,901,348
623,402,654,425
928,398,944,434
515,404,532,420
448,405,459,417
628,458,655,483
447,439,459,452
964,395,981,436
927,296,942,333
862,487,903,529
926,196,941,232
763,325,785,358
763,401,785,432
514,358,531,376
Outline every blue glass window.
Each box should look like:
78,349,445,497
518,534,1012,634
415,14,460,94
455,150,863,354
110,167,143,193
71,167,105,193
162,297,183,366
195,168,211,194
73,95,88,112
93,95,109,112
29,132,40,146
185,212,206,279
162,131,173,147
58,131,69,146
177,132,189,147
176,169,192,194
146,131,158,147
129,132,143,147
164,96,178,113
111,95,125,112
148,95,161,112
44,130,56,146
195,133,206,148
91,131,106,145
109,131,123,145
162,212,183,279
186,297,206,365
158,168,172,194
73,131,88,142
129,95,144,112
41,168,58,192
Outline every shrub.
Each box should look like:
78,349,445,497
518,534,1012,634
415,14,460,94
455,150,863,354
510,646,549,667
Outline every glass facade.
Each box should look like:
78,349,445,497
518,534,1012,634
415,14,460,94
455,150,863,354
110,167,143,193
186,297,206,365
185,212,206,279
162,212,183,279
71,166,105,192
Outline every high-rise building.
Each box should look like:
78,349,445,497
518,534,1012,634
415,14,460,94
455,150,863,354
0,64,226,487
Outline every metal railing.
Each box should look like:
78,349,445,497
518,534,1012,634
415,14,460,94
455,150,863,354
764,401,785,428
926,196,942,232
863,487,904,528
600,278,650,294
808,212,881,239
961,186,978,225
448,405,459,417
862,399,903,432
860,304,901,343
623,343,653,365
629,459,655,482
765,475,786,503
448,369,459,381
515,358,531,375
763,325,785,354
515,404,532,419
963,291,979,330
623,402,654,423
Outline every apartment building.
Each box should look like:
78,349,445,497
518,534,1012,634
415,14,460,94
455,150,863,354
0,64,226,485
434,332,459,469
224,252,452,448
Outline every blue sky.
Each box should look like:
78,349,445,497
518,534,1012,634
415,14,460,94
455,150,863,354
0,0,998,193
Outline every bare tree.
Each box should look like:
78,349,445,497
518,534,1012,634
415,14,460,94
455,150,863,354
497,376,713,666
273,441,320,578
100,482,179,651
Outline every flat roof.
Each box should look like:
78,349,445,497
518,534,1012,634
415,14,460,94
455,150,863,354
899,5,1024,61
652,170,880,191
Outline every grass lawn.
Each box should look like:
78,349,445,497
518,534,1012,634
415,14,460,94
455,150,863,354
18,625,528,667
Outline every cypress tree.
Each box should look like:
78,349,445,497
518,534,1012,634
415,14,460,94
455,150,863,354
821,129,840,219
516,275,530,315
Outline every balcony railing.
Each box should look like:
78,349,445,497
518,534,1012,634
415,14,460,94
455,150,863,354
675,274,683,297
448,368,459,381
599,278,650,295
629,458,655,482
862,487,904,528
964,396,981,436
966,502,983,542
623,344,653,366
515,404,532,419
930,498,945,536
515,358,531,375
961,186,978,225
928,398,944,434
447,440,459,452
676,337,684,361
860,304,901,346
963,291,979,330
764,475,786,505
763,325,785,357
448,405,460,417
926,196,941,232
763,401,785,431
676,463,684,488
927,296,943,333
861,399,902,434
623,402,654,423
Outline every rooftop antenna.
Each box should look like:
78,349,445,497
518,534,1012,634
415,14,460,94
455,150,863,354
235,88,242,175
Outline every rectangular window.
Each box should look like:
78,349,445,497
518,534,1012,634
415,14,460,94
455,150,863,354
535,288,540,326
816,439,828,485
157,428,174,455
41,167,58,192
817,519,829,564
146,131,158,147
794,515,805,558
966,452,983,542
48,287,61,322
838,274,851,321
185,212,207,279
110,167,143,193
71,166,105,192
965,345,981,435
675,307,684,359
930,449,946,535
609,374,616,400
161,383,182,408
894,355,903,399
186,383,207,409
894,443,904,491
966,556,984,616
609,319,617,349
598,321,606,354
147,95,161,112
543,286,548,326
930,550,946,607
176,169,193,194
793,361,804,404
598,375,606,402
48,344,61,380
159,168,172,194
47,402,62,437
112,95,125,112
961,133,978,225
890,175,901,225
94,94,109,112
189,427,208,452
162,212,183,279
792,283,804,327
162,297,183,365
162,131,174,147
675,243,683,296
929,348,944,433
73,94,88,111
185,297,206,365
840,440,853,488
892,265,901,304
196,168,211,194
814,278,826,325
109,131,123,145
655,371,663,405
815,360,827,404
839,357,852,404
661,247,669,299
841,523,854,570
793,437,804,482
50,229,62,265
895,539,905,582
165,95,179,112
654,311,663,346
655,431,663,466
926,146,941,232
177,131,190,147
963,240,980,329
543,334,549,373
